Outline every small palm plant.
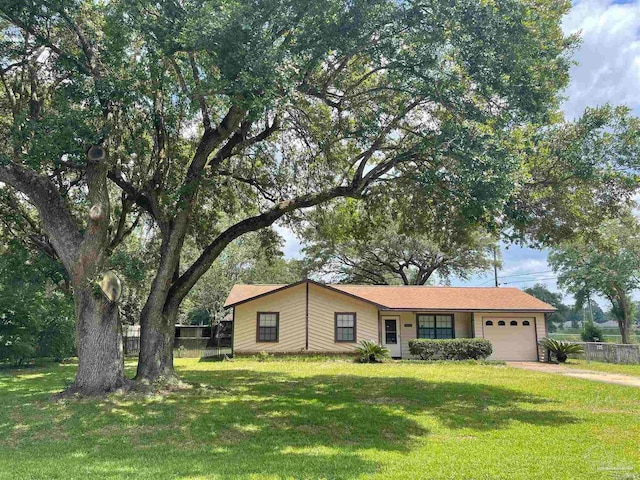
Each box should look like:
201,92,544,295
355,340,391,363
539,337,584,363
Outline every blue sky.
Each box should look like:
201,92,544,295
277,0,640,306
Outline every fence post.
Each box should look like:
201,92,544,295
585,343,590,364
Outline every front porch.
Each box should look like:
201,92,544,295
379,311,473,359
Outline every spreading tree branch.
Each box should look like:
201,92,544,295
0,162,82,270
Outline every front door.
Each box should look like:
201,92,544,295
382,318,401,358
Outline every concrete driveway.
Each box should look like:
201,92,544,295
507,362,640,388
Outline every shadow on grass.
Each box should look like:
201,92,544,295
0,364,579,479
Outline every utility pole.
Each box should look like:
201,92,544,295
493,245,499,287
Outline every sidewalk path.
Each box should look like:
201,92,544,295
507,362,640,388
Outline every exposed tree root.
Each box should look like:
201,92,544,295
132,373,193,395
51,375,197,400
51,378,136,400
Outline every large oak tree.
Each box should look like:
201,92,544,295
300,196,497,285
1,0,637,394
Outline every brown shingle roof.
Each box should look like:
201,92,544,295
224,284,286,306
224,281,555,311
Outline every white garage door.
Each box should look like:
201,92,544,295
483,318,538,361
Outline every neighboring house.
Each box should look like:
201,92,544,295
224,280,555,361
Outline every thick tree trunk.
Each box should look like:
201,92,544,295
2,156,127,396
609,288,633,345
136,244,182,384
136,302,177,383
70,287,126,394
619,296,632,345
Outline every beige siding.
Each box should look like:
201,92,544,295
307,283,379,352
381,311,473,358
455,312,473,338
232,281,547,361
234,284,307,353
473,313,483,338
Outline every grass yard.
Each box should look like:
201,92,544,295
0,358,639,480
563,359,640,377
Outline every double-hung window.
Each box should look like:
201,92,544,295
335,312,356,342
416,314,454,339
257,312,279,342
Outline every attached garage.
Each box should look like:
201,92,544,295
482,317,538,361
226,282,554,361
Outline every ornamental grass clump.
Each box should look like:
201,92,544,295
355,340,391,363
539,337,584,363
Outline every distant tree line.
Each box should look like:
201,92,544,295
524,283,640,337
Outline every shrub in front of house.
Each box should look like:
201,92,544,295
408,338,493,361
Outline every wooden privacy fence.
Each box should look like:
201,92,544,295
123,336,231,358
173,338,232,358
575,342,640,365
123,321,232,358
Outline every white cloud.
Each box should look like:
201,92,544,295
561,0,640,119
273,223,303,259
499,258,549,277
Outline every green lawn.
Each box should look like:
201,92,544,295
0,359,639,480
564,359,640,376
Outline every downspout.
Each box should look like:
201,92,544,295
471,312,475,338
305,281,309,351
540,313,552,362
231,307,235,358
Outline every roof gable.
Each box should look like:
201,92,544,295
224,281,555,312
224,283,290,307
224,280,386,309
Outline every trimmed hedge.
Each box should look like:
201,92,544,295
408,338,493,360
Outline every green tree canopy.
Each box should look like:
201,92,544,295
549,215,640,343
300,196,497,285
1,0,639,392
523,283,570,332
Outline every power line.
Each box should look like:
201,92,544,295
492,246,499,288
500,276,558,285
500,270,555,279
475,269,556,286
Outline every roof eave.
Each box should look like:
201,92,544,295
224,281,556,313
378,307,556,313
